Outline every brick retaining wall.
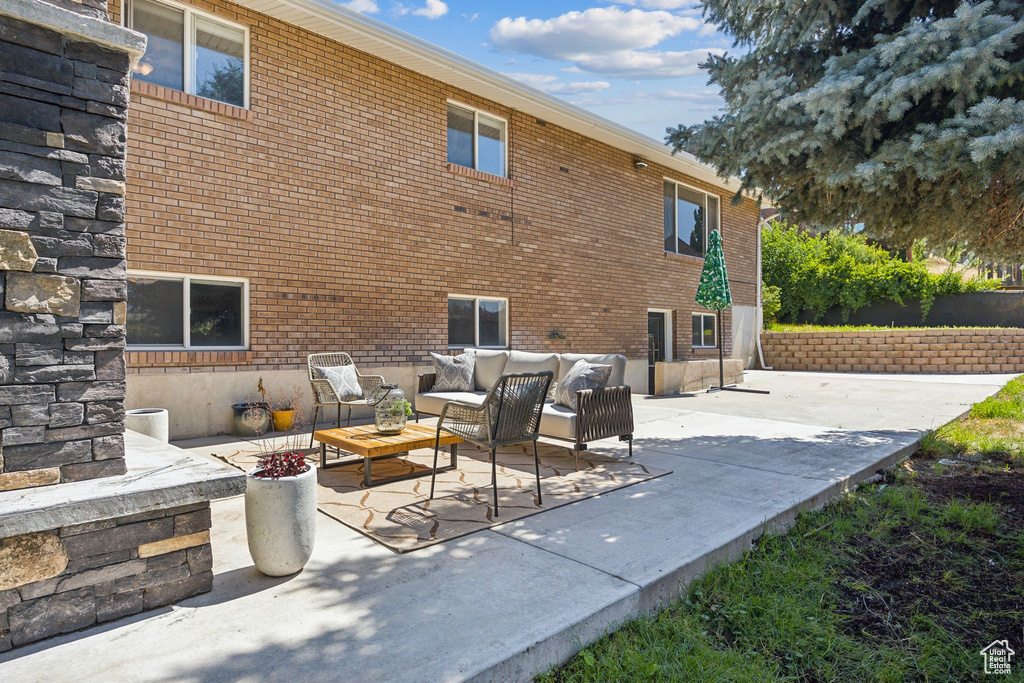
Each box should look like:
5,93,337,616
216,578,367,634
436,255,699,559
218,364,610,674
761,329,1024,374
0,502,212,650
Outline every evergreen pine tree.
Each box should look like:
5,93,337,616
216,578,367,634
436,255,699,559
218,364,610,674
670,1,1024,258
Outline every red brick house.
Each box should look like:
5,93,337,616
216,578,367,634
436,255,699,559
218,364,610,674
111,0,762,437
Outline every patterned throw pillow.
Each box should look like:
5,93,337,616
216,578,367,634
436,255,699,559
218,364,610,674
430,350,476,392
318,364,363,402
555,359,612,411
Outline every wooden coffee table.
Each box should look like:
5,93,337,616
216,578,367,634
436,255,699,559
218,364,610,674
312,422,463,488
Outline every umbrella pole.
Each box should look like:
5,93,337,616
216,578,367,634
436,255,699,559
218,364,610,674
718,312,725,389
710,310,771,394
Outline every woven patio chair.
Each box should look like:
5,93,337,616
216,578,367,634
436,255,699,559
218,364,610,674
307,353,385,447
429,371,553,517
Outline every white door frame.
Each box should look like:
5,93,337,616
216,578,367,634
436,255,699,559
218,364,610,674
647,308,673,362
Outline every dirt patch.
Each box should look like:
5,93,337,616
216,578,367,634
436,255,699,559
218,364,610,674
905,453,1024,525
837,455,1024,650
837,531,1022,647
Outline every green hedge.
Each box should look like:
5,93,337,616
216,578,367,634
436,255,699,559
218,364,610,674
762,223,999,322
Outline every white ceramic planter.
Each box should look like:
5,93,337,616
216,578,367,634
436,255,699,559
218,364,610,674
244,465,317,576
125,408,169,443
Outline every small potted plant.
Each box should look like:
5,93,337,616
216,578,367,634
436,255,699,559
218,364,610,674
232,378,272,437
271,387,301,432
244,419,316,576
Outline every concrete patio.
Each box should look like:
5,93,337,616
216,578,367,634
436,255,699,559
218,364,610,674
0,370,1014,682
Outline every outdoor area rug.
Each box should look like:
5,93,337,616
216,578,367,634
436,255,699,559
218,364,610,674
212,440,670,553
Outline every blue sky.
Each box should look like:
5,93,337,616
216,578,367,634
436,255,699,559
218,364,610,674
339,0,732,141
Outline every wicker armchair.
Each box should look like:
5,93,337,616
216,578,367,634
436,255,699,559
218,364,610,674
307,353,385,446
429,371,553,517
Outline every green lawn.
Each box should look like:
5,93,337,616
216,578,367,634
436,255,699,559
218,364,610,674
539,379,1024,682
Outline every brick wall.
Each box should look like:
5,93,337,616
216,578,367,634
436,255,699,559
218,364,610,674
0,12,132,490
107,0,760,379
0,502,212,651
761,329,1024,374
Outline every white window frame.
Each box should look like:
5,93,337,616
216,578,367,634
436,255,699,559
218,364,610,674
692,313,717,349
446,100,509,178
664,178,721,258
447,294,509,349
123,0,251,109
127,269,250,351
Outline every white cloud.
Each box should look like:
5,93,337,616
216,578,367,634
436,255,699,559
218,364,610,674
571,48,722,78
490,7,719,79
492,8,700,57
505,72,611,95
413,0,447,19
463,12,480,22
392,0,445,18
341,0,379,12
614,0,696,9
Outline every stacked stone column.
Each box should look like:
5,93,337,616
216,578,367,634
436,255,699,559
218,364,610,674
0,5,134,490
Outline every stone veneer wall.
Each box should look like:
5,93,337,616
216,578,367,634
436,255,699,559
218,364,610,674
0,8,131,491
0,502,212,650
761,329,1024,374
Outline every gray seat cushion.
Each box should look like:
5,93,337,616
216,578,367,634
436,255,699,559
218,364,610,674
538,401,577,440
464,348,509,391
558,353,626,388
415,391,487,416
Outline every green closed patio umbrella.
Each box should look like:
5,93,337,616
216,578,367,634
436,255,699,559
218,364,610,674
696,229,768,394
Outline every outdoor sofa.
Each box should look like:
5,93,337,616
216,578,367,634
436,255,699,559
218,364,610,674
416,349,634,468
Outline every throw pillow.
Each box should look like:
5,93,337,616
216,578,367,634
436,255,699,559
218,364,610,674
318,365,363,402
555,359,612,411
430,350,475,392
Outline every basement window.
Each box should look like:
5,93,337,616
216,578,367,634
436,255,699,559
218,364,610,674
692,313,717,348
125,0,249,108
127,271,248,350
448,295,508,348
447,102,508,178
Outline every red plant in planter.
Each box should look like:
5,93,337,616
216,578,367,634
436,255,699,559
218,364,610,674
255,451,309,479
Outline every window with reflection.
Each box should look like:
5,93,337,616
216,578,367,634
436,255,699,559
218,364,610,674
446,103,508,178
126,0,247,108
663,181,720,258
692,313,717,348
127,273,247,348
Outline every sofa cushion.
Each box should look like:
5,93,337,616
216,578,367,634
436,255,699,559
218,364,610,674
538,402,577,440
504,350,559,396
415,391,486,416
465,348,509,391
558,353,626,388
430,351,476,391
555,359,612,411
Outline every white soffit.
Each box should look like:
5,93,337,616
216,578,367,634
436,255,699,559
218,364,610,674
236,0,747,196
